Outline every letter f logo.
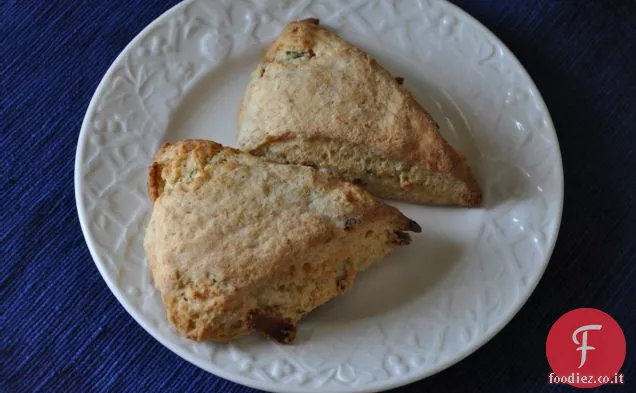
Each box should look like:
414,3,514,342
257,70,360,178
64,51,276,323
573,324,602,368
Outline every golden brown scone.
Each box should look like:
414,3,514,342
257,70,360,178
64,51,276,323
143,139,421,344
237,18,481,207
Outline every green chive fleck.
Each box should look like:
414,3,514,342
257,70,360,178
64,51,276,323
285,50,307,60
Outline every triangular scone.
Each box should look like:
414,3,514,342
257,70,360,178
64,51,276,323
238,18,481,207
144,140,421,343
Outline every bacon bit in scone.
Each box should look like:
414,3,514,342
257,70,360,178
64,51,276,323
299,17,320,25
248,310,297,344
405,219,422,233
393,230,412,245
344,217,358,230
336,259,354,292
336,278,348,292
148,162,165,202
400,179,416,190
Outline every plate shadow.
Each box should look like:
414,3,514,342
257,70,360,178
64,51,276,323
303,232,464,325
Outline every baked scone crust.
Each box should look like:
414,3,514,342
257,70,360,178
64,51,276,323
144,139,420,343
237,18,481,207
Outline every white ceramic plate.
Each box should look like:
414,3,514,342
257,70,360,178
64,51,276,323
75,1,563,392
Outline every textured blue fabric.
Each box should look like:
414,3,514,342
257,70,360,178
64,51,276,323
2,1,635,392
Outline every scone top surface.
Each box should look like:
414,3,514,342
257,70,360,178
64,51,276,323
238,18,481,207
146,139,410,287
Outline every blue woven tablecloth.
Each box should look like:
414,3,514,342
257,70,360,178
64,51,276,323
2,1,635,392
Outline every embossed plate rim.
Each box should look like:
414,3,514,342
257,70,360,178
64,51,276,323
75,1,564,392
73,0,223,388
